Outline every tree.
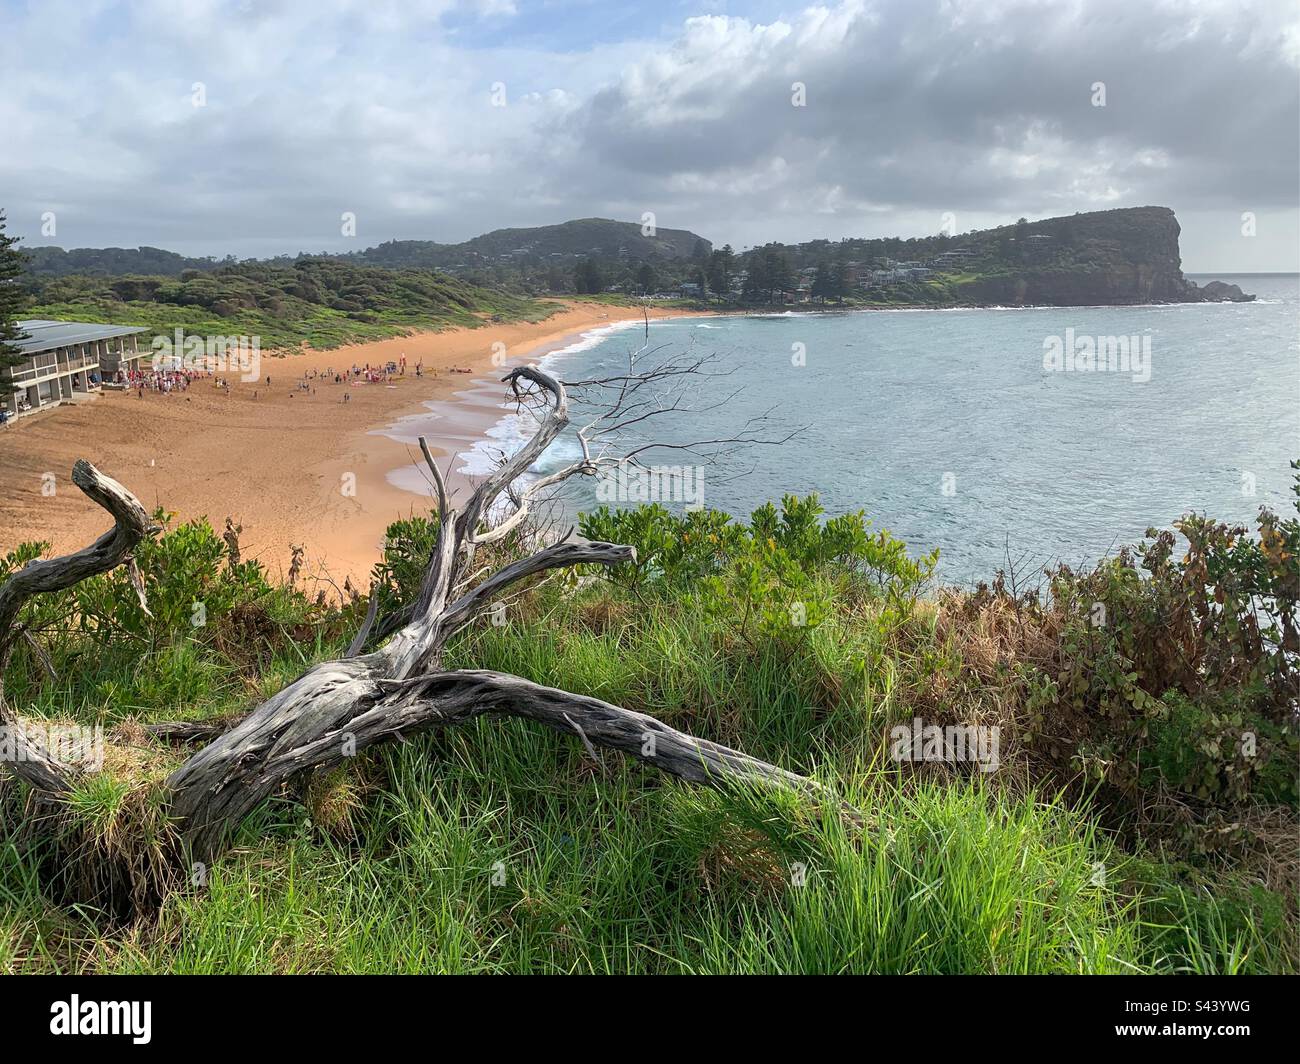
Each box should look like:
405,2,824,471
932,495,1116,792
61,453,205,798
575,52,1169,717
831,261,850,303
742,255,769,302
707,245,734,299
573,257,603,294
761,247,793,303
636,262,657,295
811,261,849,303
0,355,855,901
544,265,570,292
0,211,30,402
810,262,833,302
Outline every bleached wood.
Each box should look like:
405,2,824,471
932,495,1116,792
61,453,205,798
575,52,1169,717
7,367,846,871
0,461,156,793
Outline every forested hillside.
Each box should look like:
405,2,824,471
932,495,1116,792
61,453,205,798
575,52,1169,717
26,258,555,350
22,245,230,279
345,218,709,269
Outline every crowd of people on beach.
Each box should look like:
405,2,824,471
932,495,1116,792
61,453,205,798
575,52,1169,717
110,352,458,408
121,366,211,396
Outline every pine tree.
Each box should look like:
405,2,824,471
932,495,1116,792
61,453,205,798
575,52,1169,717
762,248,792,303
831,261,849,302
810,261,832,302
742,254,769,302
0,210,30,403
706,245,733,298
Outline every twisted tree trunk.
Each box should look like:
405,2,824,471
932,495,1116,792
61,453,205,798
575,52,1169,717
1,366,851,874
0,460,157,795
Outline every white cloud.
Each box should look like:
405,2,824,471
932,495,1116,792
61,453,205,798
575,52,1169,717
0,0,1295,267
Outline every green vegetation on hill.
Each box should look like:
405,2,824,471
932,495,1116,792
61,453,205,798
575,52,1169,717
18,206,1232,309
346,217,710,270
735,206,1222,307
26,258,557,351
22,245,231,279
1,475,1295,974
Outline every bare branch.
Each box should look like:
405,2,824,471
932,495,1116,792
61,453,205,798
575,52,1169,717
456,365,569,545
438,539,635,639
345,588,382,658
12,331,834,880
0,460,156,794
0,460,156,647
172,668,859,858
417,435,448,522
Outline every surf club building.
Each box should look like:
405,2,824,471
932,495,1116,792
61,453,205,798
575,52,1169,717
2,319,148,422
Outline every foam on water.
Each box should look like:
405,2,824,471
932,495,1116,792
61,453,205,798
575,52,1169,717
456,317,653,478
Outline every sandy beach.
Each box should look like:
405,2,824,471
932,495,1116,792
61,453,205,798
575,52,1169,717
0,302,692,592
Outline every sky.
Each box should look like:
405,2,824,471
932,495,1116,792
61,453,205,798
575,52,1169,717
2,0,1297,270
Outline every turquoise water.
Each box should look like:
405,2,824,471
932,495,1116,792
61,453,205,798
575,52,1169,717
484,274,1299,584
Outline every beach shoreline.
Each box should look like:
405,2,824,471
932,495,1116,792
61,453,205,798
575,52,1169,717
0,301,701,592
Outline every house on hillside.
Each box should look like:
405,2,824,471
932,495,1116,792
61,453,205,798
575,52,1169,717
932,248,977,270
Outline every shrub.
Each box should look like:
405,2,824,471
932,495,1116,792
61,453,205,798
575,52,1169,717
936,468,1300,830
580,494,937,643
368,513,442,620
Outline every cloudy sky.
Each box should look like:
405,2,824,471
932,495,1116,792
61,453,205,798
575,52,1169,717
2,0,1297,269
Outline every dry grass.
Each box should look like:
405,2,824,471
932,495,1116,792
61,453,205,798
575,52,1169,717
1,716,186,919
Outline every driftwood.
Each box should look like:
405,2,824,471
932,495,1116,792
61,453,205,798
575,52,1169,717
1,362,847,871
0,460,158,795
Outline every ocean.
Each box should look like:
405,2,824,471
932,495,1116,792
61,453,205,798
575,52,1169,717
460,274,1299,585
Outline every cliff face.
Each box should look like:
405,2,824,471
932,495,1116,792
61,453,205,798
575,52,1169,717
954,206,1253,305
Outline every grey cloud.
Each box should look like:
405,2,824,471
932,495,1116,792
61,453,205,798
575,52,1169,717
569,0,1299,215
0,0,1295,265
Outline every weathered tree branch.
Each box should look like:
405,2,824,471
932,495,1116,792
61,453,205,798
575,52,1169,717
170,668,855,859
0,460,157,794
7,351,838,886
0,461,155,643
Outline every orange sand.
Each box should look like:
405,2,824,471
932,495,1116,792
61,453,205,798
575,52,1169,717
0,302,694,592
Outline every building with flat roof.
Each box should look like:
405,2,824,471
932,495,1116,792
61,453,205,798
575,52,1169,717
2,319,148,421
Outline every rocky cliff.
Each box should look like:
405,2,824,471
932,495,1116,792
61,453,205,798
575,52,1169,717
953,206,1253,306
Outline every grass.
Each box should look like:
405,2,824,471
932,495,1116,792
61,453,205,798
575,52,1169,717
27,295,560,355
9,738,1141,974
27,259,561,353
0,504,1294,974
